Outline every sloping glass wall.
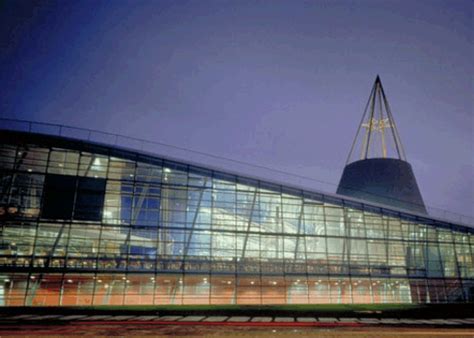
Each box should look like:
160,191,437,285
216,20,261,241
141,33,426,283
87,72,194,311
0,137,472,306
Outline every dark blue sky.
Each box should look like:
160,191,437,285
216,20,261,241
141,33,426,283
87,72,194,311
1,0,472,218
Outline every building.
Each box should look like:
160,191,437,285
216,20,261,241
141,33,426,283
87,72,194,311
0,126,472,307
1,76,473,307
337,76,426,214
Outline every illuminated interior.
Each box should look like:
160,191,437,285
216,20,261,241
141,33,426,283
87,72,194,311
0,133,472,306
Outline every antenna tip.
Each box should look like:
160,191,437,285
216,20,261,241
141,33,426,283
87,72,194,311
375,74,381,81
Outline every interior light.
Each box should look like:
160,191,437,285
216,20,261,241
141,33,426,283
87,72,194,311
164,168,171,173
250,281,255,285
122,276,127,280
27,169,32,172
98,279,102,283
67,279,73,283
4,279,10,283
227,281,231,284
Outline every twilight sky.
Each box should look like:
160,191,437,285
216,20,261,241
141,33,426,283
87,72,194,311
1,0,472,218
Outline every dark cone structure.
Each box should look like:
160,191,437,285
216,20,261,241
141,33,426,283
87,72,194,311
337,158,426,214
337,76,427,214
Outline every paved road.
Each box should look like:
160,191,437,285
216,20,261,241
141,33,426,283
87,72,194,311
0,322,473,337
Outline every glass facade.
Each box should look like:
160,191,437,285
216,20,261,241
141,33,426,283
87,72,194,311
0,132,473,306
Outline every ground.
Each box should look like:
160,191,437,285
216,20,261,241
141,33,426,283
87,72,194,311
1,304,473,337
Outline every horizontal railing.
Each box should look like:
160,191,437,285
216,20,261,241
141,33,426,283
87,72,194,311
1,117,473,227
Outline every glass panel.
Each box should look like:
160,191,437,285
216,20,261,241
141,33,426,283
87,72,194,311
1,137,473,307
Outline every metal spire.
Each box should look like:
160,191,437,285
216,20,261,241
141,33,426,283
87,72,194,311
346,76,407,164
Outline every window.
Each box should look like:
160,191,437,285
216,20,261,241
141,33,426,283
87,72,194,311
41,174,76,219
75,177,106,221
41,174,105,221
